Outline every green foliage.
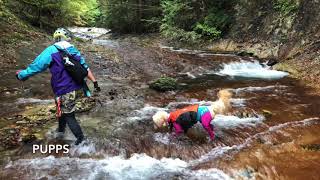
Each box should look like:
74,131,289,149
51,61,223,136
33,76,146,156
160,0,234,42
194,23,221,39
273,0,298,16
97,0,161,33
61,0,100,26
160,23,201,42
7,0,100,29
149,77,178,92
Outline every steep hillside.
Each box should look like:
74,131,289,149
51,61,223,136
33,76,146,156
0,0,47,70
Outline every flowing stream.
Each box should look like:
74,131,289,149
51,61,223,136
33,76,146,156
0,28,319,180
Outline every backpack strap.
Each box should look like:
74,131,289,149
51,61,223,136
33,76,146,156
54,44,72,58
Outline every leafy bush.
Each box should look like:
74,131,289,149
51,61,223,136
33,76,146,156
273,0,298,16
97,0,161,33
160,23,201,42
7,0,100,29
193,23,221,39
160,0,233,42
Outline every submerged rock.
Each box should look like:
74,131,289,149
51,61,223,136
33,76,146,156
237,51,255,57
301,144,320,151
262,109,273,118
149,77,178,92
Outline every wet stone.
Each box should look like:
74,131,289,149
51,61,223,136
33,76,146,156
21,133,37,143
301,144,320,151
15,120,28,124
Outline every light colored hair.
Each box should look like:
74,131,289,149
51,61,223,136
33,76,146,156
210,89,233,115
152,111,169,129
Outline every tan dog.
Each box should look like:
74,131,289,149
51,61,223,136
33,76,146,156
153,89,233,129
209,89,233,116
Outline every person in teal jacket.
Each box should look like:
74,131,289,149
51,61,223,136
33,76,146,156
16,28,101,145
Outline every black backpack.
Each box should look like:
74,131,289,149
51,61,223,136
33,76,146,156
54,45,88,85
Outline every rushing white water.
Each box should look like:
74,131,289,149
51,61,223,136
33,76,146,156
216,60,289,79
232,85,288,94
127,105,167,122
153,132,171,144
67,27,111,40
212,115,265,129
191,117,320,166
5,154,231,180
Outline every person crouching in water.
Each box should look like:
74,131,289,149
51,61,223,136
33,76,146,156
16,28,101,145
152,89,233,140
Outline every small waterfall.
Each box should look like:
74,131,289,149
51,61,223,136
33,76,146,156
216,60,289,79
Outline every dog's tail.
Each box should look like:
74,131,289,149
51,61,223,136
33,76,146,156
210,89,233,115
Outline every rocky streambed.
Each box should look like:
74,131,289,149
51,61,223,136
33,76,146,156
0,28,319,179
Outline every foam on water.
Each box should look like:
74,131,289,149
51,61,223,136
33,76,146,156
232,85,287,94
230,98,246,107
192,117,320,165
212,115,265,129
67,27,111,40
69,141,97,156
127,105,167,122
5,154,231,180
153,132,171,144
216,60,289,79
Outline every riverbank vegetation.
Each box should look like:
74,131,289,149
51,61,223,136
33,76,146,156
1,0,320,89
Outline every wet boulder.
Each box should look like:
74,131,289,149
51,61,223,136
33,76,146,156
149,77,178,92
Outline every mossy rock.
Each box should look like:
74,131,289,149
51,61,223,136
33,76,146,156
149,77,178,92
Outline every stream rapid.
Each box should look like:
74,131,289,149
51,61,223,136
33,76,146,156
0,28,319,180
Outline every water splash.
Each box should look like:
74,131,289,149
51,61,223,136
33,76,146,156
192,117,320,165
216,61,289,79
153,132,171,145
69,141,97,156
212,115,265,129
127,105,167,122
5,154,231,180
232,85,287,94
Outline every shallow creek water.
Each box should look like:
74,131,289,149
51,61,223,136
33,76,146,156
0,29,319,180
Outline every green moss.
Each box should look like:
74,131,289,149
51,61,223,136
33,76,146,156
149,77,178,92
